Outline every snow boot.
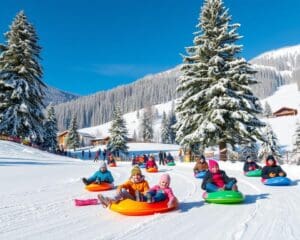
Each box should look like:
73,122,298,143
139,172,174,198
97,194,111,208
82,178,89,185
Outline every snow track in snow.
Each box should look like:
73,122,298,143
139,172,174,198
1,142,300,240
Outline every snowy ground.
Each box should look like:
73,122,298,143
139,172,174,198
1,141,300,240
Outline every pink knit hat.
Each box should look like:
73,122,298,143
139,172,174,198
208,159,219,171
160,174,171,186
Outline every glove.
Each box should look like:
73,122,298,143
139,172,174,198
269,172,276,178
279,172,285,176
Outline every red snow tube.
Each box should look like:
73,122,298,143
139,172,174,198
109,198,178,216
109,162,117,167
146,167,158,173
85,182,114,192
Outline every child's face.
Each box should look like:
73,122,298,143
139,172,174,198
100,167,106,172
211,166,219,173
160,180,169,188
132,174,142,182
267,159,274,166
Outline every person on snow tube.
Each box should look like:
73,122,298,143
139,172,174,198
82,161,114,185
243,155,262,172
98,166,150,207
146,173,177,208
145,155,158,169
193,155,208,174
201,160,238,192
261,155,286,179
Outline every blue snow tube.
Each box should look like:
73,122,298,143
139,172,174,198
139,163,146,168
194,171,207,179
262,176,291,186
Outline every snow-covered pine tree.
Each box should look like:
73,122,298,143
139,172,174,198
264,101,272,118
132,129,137,142
0,11,45,143
67,115,80,151
168,107,177,144
140,106,154,142
258,124,281,162
292,120,300,165
43,105,58,152
107,105,128,157
161,111,169,143
175,0,265,160
239,142,259,161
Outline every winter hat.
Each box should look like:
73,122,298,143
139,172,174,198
266,155,275,161
208,159,219,171
131,166,142,176
99,161,107,169
246,156,252,161
266,155,277,166
160,174,171,186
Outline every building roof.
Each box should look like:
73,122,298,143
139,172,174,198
273,107,297,115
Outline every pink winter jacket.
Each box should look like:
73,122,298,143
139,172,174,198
148,185,175,202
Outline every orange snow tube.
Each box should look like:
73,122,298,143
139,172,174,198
146,167,158,173
109,198,178,216
85,182,114,192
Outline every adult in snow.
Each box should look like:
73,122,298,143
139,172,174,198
146,173,177,208
201,159,238,192
243,156,261,172
82,161,114,185
261,155,286,179
98,166,150,207
193,155,208,174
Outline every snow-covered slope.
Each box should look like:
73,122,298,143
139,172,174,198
1,140,300,240
261,84,300,150
79,83,300,152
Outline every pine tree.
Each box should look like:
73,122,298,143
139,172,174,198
67,115,80,151
239,142,259,161
161,111,169,143
258,124,281,161
292,120,300,164
43,105,58,152
132,129,137,142
0,11,45,142
168,108,177,144
107,105,128,157
175,0,265,160
264,101,272,118
141,106,154,142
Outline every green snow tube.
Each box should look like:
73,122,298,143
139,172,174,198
202,191,244,204
245,169,262,177
167,162,175,166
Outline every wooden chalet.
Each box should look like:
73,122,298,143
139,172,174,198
273,107,298,117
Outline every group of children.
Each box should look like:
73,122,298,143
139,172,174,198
193,154,287,193
97,165,176,208
82,162,176,208
81,152,287,207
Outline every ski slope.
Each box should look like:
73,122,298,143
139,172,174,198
1,141,300,240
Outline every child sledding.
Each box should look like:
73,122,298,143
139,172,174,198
82,161,114,191
261,155,291,186
97,166,178,215
202,160,244,204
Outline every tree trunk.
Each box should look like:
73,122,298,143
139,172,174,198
219,142,227,161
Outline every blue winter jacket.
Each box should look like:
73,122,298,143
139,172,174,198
87,170,114,183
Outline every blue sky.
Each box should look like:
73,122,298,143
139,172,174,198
1,0,300,95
